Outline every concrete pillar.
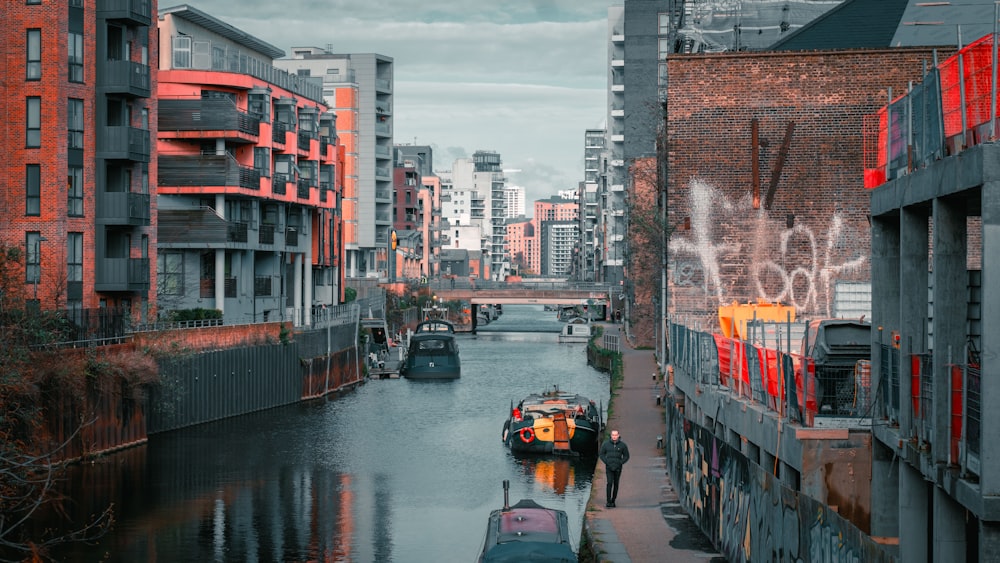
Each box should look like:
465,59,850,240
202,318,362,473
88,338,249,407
981,519,1000,561
900,206,929,437
872,214,900,421
982,180,1000,496
304,223,312,327
293,253,303,326
899,462,929,563
870,440,899,540
933,486,966,561
931,196,966,465
215,194,226,316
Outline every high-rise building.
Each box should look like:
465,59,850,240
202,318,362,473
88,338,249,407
2,0,158,329
441,151,509,280
578,129,605,281
396,145,443,278
156,5,342,326
274,49,394,281
503,185,526,219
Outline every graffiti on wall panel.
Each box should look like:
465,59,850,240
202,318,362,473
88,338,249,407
666,403,893,562
670,179,867,317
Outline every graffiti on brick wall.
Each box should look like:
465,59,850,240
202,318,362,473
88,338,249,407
670,178,867,316
666,404,891,562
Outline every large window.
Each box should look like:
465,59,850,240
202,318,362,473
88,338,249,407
26,165,40,216
67,233,83,284
172,36,191,68
26,97,40,147
158,253,185,296
27,29,41,80
68,165,84,216
68,32,83,82
68,98,84,149
254,147,270,178
26,232,42,283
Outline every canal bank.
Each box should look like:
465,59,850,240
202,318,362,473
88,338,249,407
581,323,723,563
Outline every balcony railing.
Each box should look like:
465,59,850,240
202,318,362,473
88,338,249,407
98,126,150,162
95,257,149,292
272,173,288,195
259,224,275,245
272,121,287,145
254,275,277,297
286,229,299,247
199,277,237,299
159,99,260,136
298,131,313,151
227,221,248,243
101,60,150,97
297,180,312,199
159,154,260,190
96,191,150,225
97,0,151,25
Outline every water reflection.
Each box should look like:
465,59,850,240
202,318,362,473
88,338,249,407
41,305,608,562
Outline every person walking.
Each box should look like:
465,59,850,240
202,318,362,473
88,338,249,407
599,429,630,507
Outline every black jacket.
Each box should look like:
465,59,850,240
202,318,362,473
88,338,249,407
599,438,630,471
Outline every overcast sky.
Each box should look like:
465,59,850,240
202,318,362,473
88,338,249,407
177,0,611,209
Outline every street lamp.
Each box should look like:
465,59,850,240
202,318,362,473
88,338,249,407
32,236,48,302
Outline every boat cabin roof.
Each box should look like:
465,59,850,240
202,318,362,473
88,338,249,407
415,320,455,333
481,500,576,562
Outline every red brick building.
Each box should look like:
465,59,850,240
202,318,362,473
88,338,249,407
1,0,158,323
664,48,942,328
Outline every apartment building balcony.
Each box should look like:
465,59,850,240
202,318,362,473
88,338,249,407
272,173,288,195
610,159,624,168
100,60,150,98
96,191,150,226
159,154,260,191
272,121,287,146
285,228,299,247
375,78,391,93
297,179,313,200
298,131,314,152
612,82,624,93
611,30,624,43
375,145,392,158
259,224,276,245
159,99,260,141
97,0,152,26
611,134,624,143
611,108,624,118
375,188,392,201
611,57,624,68
610,184,625,192
375,166,391,180
97,126,150,162
95,257,149,292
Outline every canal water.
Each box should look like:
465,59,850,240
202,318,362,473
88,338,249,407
46,304,611,562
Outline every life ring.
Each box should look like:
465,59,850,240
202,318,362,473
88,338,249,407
520,427,535,443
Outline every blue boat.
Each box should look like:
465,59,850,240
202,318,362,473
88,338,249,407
401,320,461,379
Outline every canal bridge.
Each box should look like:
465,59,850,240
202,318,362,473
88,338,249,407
423,280,617,309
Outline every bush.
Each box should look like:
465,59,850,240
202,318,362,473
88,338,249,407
167,308,222,322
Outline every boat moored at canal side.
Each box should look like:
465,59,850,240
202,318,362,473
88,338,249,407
502,387,602,457
401,320,461,379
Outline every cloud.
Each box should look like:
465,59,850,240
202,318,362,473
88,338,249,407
168,0,611,205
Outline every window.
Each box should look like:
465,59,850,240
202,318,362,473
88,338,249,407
26,165,40,216
254,147,271,177
68,32,83,82
658,13,670,35
212,45,226,70
26,97,40,147
27,29,41,79
68,98,84,149
68,165,83,216
26,232,41,283
67,233,83,284
27,0,42,4
172,36,191,68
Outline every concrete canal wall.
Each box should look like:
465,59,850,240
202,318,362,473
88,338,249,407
664,401,892,562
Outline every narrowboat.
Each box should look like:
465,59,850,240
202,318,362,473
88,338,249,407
557,317,592,343
478,480,577,562
502,387,602,457
401,320,461,379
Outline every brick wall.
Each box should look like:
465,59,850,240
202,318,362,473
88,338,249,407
665,48,943,329
133,322,286,353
